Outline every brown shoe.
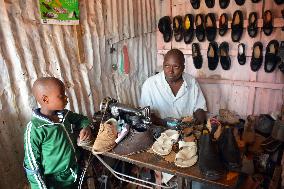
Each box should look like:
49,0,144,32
219,109,240,125
92,118,118,154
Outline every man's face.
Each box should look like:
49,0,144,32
163,55,184,82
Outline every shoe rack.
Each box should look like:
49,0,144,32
156,0,284,116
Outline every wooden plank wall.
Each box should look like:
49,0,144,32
157,0,284,117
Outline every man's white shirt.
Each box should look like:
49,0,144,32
140,71,207,119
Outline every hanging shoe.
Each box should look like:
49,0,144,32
247,12,258,38
207,42,219,70
158,16,172,43
173,15,184,42
218,126,242,170
251,0,261,2
205,13,217,42
263,10,273,36
219,42,231,70
192,43,203,69
219,13,228,36
274,0,284,5
278,41,284,73
219,0,230,9
195,14,205,42
205,0,215,8
264,40,280,73
190,0,201,9
92,118,118,154
250,42,263,72
231,10,244,42
235,0,245,5
238,43,246,65
199,130,227,180
183,14,194,44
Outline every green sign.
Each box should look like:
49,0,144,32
39,0,79,25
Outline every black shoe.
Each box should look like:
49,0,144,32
205,13,217,42
263,10,273,36
218,126,242,170
250,42,263,72
235,0,245,5
231,10,243,42
183,14,194,44
238,43,246,65
158,16,172,43
173,16,183,42
219,42,231,70
195,14,205,42
264,40,280,73
255,114,275,137
219,0,230,9
205,0,215,8
219,13,228,36
274,0,284,5
278,41,284,73
252,0,261,2
247,12,258,38
190,0,201,9
192,43,203,69
207,42,219,70
199,130,227,180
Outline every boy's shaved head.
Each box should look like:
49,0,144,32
32,77,64,103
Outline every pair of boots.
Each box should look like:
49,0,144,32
198,127,241,180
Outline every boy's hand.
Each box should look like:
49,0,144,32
79,127,92,141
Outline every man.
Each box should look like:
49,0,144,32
140,48,207,125
140,48,207,187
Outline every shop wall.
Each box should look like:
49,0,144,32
157,0,284,117
0,0,163,188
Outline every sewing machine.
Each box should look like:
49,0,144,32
97,97,151,131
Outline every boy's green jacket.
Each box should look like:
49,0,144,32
24,109,91,189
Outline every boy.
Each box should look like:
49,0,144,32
24,77,92,189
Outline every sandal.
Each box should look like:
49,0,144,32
219,41,231,70
195,14,205,42
219,13,228,36
207,42,219,70
152,129,179,156
231,10,244,42
250,42,263,72
247,12,258,38
235,0,245,5
205,13,217,42
264,40,280,73
175,141,198,167
183,14,194,44
219,0,230,9
263,10,273,36
205,0,215,8
192,43,203,69
173,15,183,42
158,16,172,43
238,43,246,65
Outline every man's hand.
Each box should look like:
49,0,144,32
79,127,92,141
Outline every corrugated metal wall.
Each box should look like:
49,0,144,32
0,0,162,188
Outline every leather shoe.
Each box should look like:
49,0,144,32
264,40,280,73
207,42,219,70
192,43,203,69
173,15,184,42
158,16,172,43
247,12,258,38
238,43,246,65
219,42,231,70
195,14,205,42
250,42,263,72
205,13,217,42
231,10,244,42
219,13,228,36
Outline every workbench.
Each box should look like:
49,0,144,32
82,145,239,189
